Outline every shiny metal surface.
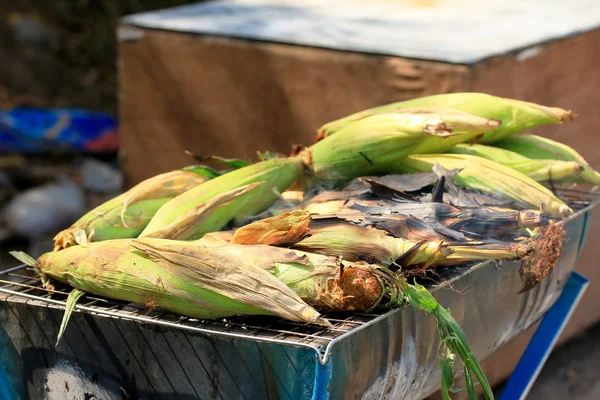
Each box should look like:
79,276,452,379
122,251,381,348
0,189,597,399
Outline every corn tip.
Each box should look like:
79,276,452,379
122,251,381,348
559,204,574,217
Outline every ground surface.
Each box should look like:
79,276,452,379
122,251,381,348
527,322,600,399
489,322,600,399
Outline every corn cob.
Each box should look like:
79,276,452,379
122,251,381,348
449,143,585,182
307,112,471,185
494,134,600,185
173,243,403,312
139,158,305,240
16,239,329,325
53,166,221,251
386,108,502,154
229,211,529,270
230,211,450,268
317,93,574,144
392,154,572,217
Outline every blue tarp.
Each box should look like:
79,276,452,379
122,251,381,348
0,107,119,153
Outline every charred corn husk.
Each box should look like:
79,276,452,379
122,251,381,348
494,134,600,185
300,216,529,268
317,93,574,144
230,211,529,270
53,166,221,251
392,154,572,217
307,112,470,184
449,143,585,182
292,219,451,269
304,197,546,237
19,239,329,325
140,158,305,240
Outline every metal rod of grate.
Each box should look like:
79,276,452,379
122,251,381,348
0,187,597,365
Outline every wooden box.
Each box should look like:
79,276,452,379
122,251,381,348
119,0,600,391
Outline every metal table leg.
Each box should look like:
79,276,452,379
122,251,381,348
499,271,590,400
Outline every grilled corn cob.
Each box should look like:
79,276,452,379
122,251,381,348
140,158,305,240
307,112,471,184
229,211,529,270
449,143,585,182
494,134,600,185
16,239,329,325
317,93,574,144
392,154,571,217
377,108,502,154
53,166,221,250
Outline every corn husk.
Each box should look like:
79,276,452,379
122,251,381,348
24,239,329,325
382,108,502,154
140,158,305,240
53,166,221,250
449,143,585,182
494,134,600,185
229,211,529,272
307,112,470,185
392,154,572,217
304,196,546,238
208,244,403,312
317,93,574,144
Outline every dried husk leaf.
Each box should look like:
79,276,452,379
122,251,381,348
231,210,311,246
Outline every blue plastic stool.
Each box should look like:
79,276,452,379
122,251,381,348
499,271,590,400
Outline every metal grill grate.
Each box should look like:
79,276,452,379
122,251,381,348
0,264,399,363
0,185,598,364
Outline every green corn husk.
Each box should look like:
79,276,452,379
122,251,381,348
317,92,574,144
392,154,572,217
494,134,600,185
16,239,329,326
387,108,502,154
449,143,585,182
140,157,305,240
401,281,494,400
186,243,404,312
53,165,222,250
308,112,471,185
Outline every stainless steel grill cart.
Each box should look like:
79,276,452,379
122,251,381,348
0,188,597,400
